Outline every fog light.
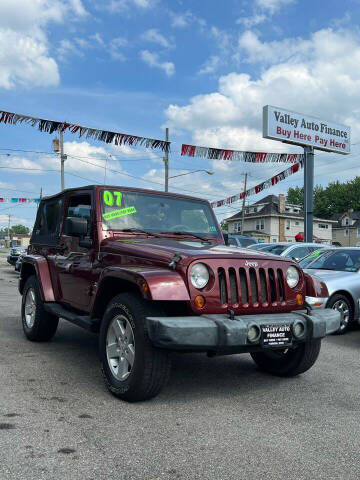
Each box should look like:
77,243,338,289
293,321,305,338
247,325,261,343
194,295,206,309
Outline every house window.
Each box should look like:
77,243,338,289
357,228,360,238
254,207,257,213
345,217,349,226
256,219,265,230
345,229,349,237
295,221,300,226
286,219,291,230
318,223,328,229
233,221,242,233
333,231,336,238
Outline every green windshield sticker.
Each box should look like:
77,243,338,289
103,190,123,207
309,250,322,258
102,206,137,221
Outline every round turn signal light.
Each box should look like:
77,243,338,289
194,295,206,309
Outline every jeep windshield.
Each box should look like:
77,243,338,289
100,189,221,240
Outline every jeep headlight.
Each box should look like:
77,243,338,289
190,263,209,289
286,266,300,288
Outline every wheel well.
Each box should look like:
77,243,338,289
19,263,36,294
92,277,190,321
327,290,355,313
92,277,141,320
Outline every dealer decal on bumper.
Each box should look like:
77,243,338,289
261,324,293,347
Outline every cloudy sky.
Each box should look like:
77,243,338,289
1,0,360,227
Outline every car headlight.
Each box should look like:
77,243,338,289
190,263,210,289
286,266,300,288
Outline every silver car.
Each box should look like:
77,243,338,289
300,247,360,334
248,242,332,261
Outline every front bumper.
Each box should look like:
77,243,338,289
146,309,341,351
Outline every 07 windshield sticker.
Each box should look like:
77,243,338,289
102,206,137,221
103,190,123,207
102,190,137,221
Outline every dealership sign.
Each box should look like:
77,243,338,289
263,105,350,154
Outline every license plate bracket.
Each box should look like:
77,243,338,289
261,323,293,347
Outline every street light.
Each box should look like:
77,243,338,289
169,169,214,179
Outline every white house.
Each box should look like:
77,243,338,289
226,194,335,244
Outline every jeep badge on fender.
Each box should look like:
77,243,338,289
19,185,341,402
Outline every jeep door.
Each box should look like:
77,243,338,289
55,190,97,310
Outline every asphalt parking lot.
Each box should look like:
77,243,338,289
1,254,360,480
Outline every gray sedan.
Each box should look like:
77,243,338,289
300,248,360,334
248,242,332,261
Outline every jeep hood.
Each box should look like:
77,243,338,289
100,236,292,266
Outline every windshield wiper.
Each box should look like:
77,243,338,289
160,231,211,243
121,228,162,238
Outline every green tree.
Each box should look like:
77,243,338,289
10,224,30,235
287,177,360,218
220,220,228,231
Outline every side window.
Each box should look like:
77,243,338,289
31,197,63,245
65,194,92,236
228,237,237,246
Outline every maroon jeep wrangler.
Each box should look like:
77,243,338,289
19,185,340,401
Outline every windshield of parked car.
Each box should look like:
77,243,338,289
298,249,325,268
248,243,269,250
302,249,360,272
266,244,289,255
100,189,221,239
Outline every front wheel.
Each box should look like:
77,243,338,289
327,294,353,335
250,340,321,377
99,293,171,402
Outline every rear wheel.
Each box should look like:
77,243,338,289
99,292,171,402
250,340,321,377
327,294,353,335
21,275,59,341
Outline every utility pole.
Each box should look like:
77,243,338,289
7,214,11,247
163,127,169,192
38,187,42,210
240,173,248,234
60,131,67,191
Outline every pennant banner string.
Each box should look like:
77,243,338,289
0,110,170,153
211,159,304,208
181,144,303,163
0,197,40,204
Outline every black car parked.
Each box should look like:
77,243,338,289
7,246,27,266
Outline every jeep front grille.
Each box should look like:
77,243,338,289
218,266,286,306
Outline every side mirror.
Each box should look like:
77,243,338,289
223,232,229,245
64,217,88,237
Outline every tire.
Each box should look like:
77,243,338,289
250,339,321,377
99,292,171,402
327,293,353,335
21,275,59,342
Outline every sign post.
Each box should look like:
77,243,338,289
303,146,314,242
263,105,350,242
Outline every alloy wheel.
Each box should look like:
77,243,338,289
24,288,36,328
106,315,135,381
332,300,350,331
